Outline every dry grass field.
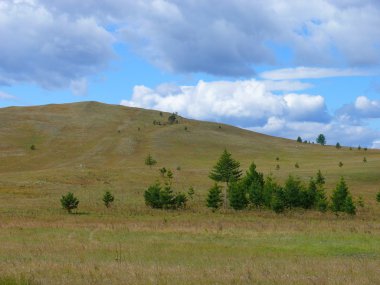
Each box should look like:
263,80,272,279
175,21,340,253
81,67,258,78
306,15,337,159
0,102,379,284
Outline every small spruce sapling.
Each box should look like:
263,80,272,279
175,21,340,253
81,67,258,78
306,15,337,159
206,184,223,211
60,192,79,213
145,153,157,168
102,191,115,208
187,186,195,200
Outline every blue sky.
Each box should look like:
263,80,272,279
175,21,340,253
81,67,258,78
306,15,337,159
1,0,380,148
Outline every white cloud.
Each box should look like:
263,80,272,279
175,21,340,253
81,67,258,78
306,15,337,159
260,67,372,80
0,0,114,89
0,91,16,100
70,78,88,96
252,119,380,148
337,96,380,120
121,79,329,126
372,140,380,149
13,0,379,80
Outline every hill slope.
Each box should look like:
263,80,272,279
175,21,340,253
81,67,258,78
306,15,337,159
1,101,379,186
1,101,380,285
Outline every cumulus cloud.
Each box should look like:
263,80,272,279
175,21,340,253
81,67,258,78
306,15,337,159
0,0,114,89
121,79,329,126
337,96,380,121
260,67,372,80
252,119,380,147
1,0,378,87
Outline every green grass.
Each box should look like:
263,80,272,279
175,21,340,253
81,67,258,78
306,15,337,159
0,101,379,284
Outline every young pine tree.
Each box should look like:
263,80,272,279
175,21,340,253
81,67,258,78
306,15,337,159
271,187,286,214
102,191,115,208
160,183,176,209
376,191,380,203
228,181,248,210
144,183,162,208
301,178,318,209
209,149,242,207
315,170,325,186
344,195,356,215
283,175,303,209
60,192,79,213
206,184,223,211
242,162,265,207
145,153,157,168
316,184,329,212
331,177,356,214
209,149,242,186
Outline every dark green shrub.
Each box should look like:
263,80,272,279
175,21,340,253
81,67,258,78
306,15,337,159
283,175,304,209
376,192,380,203
174,193,187,209
242,163,264,207
331,177,356,215
228,181,248,210
344,195,356,215
271,188,286,213
206,184,223,210
60,192,79,213
144,183,187,210
30,144,36,150
144,183,161,208
102,191,114,208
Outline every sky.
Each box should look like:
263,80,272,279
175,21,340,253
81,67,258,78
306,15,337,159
1,0,380,148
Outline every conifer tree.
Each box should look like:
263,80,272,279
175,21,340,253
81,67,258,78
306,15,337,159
60,192,79,213
315,170,325,186
206,184,223,211
209,149,242,206
331,177,355,214
209,149,242,185
145,153,157,168
344,195,356,215
228,181,248,210
102,191,115,208
316,134,326,145
242,163,265,207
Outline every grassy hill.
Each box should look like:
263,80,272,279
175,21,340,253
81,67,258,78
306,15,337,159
0,101,379,284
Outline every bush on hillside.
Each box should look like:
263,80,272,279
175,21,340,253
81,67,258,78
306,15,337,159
331,177,356,215
206,184,223,210
60,192,79,213
144,182,187,209
102,191,115,208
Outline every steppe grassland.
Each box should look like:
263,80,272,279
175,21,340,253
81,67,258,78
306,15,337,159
0,102,379,284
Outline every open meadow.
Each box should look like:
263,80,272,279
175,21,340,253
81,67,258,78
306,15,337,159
0,102,379,284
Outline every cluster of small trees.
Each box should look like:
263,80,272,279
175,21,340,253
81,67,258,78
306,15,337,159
206,150,357,215
60,191,115,213
143,167,188,209
152,113,179,126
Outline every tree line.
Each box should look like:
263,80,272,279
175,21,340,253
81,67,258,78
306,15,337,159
206,149,356,214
